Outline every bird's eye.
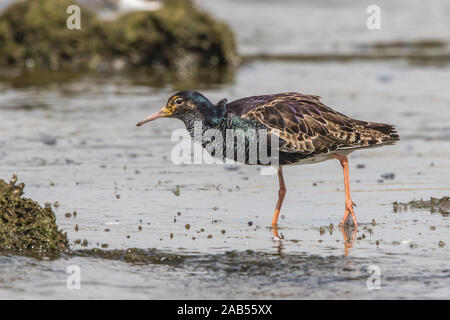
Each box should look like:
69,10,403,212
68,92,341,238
174,98,183,105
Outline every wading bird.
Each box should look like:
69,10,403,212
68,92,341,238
137,91,399,228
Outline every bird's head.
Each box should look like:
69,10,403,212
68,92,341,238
137,91,223,127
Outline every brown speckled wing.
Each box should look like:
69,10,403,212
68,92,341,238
227,92,399,156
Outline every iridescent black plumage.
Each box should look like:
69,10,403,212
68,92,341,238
165,91,400,165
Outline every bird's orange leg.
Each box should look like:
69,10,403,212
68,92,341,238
271,167,286,227
332,154,357,227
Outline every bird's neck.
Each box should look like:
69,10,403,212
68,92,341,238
181,98,227,142
182,110,219,143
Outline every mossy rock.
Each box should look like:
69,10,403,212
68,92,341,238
0,0,108,70
109,0,239,70
0,175,69,258
0,0,239,72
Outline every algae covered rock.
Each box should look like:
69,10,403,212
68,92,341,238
0,0,108,71
109,0,239,71
0,0,239,72
0,175,69,258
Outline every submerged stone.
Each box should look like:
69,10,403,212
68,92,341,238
0,175,69,258
73,248,186,265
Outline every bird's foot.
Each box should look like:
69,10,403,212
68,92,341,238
270,225,283,240
339,200,358,228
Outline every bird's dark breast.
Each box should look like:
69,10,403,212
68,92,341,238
200,117,321,166
200,117,279,165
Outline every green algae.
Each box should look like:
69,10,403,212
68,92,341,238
0,0,239,73
0,175,69,259
73,248,186,266
371,40,448,50
393,196,450,216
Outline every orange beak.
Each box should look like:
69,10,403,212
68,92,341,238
136,106,172,126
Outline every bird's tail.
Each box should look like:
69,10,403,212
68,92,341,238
358,122,400,147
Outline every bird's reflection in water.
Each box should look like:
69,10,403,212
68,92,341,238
271,227,284,255
270,225,358,256
341,225,357,256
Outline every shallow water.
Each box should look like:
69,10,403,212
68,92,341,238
1,1,450,299
196,0,450,56
1,58,449,299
